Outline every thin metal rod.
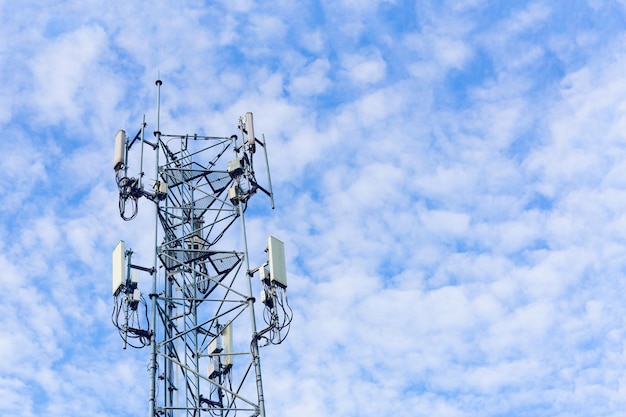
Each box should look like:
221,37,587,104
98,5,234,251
139,114,146,189
261,134,275,209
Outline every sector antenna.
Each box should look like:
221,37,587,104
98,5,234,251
110,80,292,417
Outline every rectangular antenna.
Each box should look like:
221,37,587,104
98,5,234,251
222,323,233,368
246,112,255,148
267,236,287,288
112,240,125,296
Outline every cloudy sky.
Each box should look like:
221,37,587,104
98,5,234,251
3,0,626,416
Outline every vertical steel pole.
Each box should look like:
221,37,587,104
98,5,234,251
238,196,266,417
148,78,163,417
191,187,201,416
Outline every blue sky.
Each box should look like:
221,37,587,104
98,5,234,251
3,0,626,416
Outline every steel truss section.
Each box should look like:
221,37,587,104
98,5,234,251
153,134,263,417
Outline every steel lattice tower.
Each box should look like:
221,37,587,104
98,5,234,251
112,80,291,417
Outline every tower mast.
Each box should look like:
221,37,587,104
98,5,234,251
111,80,292,417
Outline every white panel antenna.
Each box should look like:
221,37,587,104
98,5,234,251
112,240,125,296
246,112,255,150
267,236,287,288
114,130,126,171
222,322,233,368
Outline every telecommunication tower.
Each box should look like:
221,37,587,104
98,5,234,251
111,80,292,417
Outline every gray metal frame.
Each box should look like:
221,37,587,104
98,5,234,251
115,80,274,417
151,131,266,417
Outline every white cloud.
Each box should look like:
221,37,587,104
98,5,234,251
341,51,387,85
0,133,47,211
30,25,107,123
298,29,325,54
288,58,331,96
